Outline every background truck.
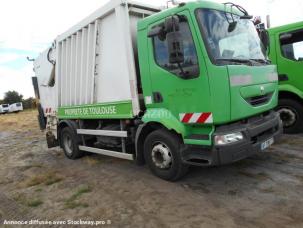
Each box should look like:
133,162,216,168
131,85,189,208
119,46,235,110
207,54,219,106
33,0,282,181
0,104,9,114
267,21,303,133
9,102,23,113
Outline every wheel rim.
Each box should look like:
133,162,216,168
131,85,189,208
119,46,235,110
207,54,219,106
63,134,73,155
278,107,297,128
151,142,172,169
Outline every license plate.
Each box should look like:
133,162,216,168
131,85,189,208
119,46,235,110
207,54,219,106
261,138,274,151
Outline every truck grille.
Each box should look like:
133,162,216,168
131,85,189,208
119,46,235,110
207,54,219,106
246,93,272,106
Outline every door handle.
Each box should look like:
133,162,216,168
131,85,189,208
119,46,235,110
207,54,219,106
278,74,289,82
152,92,163,103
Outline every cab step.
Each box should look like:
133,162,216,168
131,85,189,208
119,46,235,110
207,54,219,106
79,146,134,160
77,129,127,137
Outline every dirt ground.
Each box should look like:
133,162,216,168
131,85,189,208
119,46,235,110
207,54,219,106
0,110,302,228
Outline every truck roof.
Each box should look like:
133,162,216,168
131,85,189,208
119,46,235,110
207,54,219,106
57,0,161,42
268,21,303,34
138,0,247,30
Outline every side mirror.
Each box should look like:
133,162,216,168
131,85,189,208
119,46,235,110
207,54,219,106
148,15,184,64
165,16,184,64
164,16,180,33
167,31,184,64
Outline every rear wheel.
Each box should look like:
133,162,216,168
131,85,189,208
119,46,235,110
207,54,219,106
277,98,303,134
144,129,188,181
60,127,84,159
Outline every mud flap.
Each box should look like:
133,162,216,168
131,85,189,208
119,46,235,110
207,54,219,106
46,131,59,148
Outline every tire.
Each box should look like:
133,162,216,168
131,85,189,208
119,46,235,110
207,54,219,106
60,127,84,159
144,129,189,181
277,98,303,134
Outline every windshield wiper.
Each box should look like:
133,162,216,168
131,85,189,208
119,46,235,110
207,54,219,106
216,58,253,65
250,59,271,64
216,58,271,66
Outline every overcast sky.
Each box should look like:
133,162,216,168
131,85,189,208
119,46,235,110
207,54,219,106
0,0,302,99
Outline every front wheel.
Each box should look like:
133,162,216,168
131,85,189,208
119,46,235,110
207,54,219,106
60,127,84,159
277,98,303,134
144,129,188,181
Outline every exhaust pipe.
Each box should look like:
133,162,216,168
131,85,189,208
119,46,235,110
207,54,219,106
266,15,271,28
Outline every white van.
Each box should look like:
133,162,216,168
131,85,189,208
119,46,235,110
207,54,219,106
9,102,23,113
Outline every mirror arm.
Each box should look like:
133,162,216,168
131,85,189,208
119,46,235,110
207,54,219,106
177,62,185,76
148,26,163,38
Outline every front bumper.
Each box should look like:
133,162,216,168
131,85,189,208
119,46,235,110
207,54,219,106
181,111,283,166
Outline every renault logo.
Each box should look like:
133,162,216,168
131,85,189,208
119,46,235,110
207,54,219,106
260,86,265,95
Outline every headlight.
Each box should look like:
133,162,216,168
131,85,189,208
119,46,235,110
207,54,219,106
214,132,244,145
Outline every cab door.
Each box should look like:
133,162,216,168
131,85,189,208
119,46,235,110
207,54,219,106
275,28,303,133
276,28,303,91
146,11,211,123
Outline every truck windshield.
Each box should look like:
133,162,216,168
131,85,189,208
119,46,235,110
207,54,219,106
196,9,267,65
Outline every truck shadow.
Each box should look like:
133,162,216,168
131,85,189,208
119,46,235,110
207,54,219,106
178,147,303,196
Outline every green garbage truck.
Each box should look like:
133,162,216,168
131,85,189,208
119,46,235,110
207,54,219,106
267,21,303,133
33,0,282,181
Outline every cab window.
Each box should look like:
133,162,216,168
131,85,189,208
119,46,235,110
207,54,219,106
153,17,199,78
280,29,303,61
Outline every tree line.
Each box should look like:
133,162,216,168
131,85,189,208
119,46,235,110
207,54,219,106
0,91,36,109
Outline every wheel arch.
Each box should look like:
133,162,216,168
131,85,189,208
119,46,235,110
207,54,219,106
279,90,303,104
135,121,184,165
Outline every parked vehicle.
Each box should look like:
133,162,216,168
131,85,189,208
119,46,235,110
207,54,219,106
32,0,282,180
267,21,303,133
0,104,9,114
9,102,23,113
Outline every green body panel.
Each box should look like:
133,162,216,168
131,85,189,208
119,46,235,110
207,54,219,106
227,65,278,121
142,108,187,135
138,1,278,145
142,108,214,146
268,21,303,98
58,101,133,119
240,82,276,98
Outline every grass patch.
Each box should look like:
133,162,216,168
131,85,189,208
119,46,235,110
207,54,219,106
13,193,43,208
19,164,43,171
13,193,27,205
24,172,63,187
26,199,43,207
84,156,102,165
45,175,63,186
64,185,92,209
68,185,92,201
